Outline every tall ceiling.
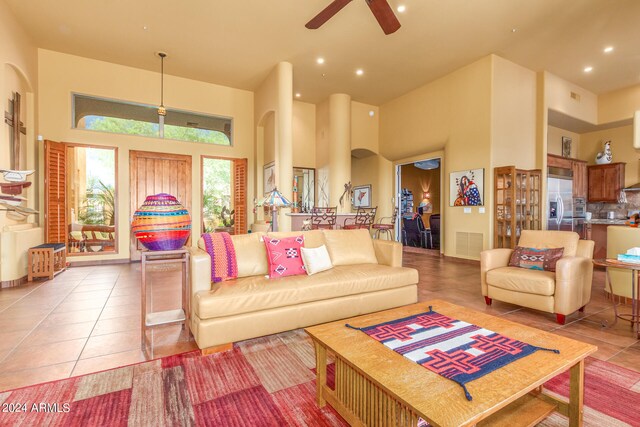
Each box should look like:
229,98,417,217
5,0,640,105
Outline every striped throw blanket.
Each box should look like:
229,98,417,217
201,232,238,283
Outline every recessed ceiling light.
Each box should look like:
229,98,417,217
604,46,614,53
356,69,364,76
397,5,406,13
295,93,301,98
369,110,375,117
143,25,148,31
584,66,593,73
511,28,517,33
316,57,325,65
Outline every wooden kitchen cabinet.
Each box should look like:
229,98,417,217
547,154,588,199
587,163,625,202
586,223,626,260
571,159,587,199
547,154,573,169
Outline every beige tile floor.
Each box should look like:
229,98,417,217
0,249,638,391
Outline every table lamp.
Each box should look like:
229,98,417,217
257,187,292,232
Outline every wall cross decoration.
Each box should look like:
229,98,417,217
4,92,27,170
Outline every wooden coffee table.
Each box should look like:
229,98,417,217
306,300,596,427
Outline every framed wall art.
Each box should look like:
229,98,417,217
562,136,572,158
450,168,484,206
352,184,372,208
263,162,275,194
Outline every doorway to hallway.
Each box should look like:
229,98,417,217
396,158,442,251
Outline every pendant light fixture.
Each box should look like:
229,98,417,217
157,51,167,117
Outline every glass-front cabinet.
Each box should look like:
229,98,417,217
494,166,542,249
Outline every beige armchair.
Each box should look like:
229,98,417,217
481,230,594,325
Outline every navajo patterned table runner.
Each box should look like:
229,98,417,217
201,232,238,283
346,307,559,401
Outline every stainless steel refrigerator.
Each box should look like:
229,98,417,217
547,167,584,235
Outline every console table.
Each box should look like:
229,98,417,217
140,248,190,357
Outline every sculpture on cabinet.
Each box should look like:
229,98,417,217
595,140,612,165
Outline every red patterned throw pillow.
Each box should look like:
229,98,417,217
508,246,564,272
263,235,306,278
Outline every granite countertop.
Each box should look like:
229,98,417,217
585,219,628,225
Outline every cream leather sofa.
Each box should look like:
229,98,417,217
189,229,418,351
481,230,594,325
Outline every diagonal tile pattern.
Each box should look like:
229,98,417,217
0,248,637,394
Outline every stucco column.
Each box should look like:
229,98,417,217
276,62,293,231
329,94,352,213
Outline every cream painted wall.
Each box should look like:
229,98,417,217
544,72,598,125
292,100,315,168
577,125,638,186
491,56,537,170
254,62,293,230
547,126,581,158
381,56,493,259
263,113,275,165
315,99,330,206
598,84,640,123
0,2,42,282
38,49,255,261
350,154,394,220
351,101,379,154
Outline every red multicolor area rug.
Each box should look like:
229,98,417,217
0,329,637,426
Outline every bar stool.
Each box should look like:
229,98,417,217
372,208,398,240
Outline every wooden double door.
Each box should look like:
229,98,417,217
129,150,192,260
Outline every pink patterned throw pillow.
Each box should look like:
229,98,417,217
508,246,564,272
263,235,306,278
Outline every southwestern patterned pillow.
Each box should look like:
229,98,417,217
508,246,564,272
263,235,306,278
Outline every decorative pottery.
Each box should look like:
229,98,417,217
0,195,26,207
131,193,191,251
0,169,35,182
595,141,612,164
0,182,31,195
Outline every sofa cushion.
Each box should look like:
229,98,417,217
267,230,326,248
322,229,377,266
263,235,306,278
193,264,418,320
518,230,579,257
198,232,267,278
486,266,556,296
301,245,333,275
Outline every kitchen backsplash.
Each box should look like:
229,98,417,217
587,191,640,219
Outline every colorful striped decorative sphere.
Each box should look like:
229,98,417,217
131,193,191,251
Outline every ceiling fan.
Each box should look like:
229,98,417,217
306,0,401,35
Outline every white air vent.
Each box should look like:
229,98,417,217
455,232,484,259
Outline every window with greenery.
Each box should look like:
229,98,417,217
202,157,234,233
73,94,232,145
66,145,117,255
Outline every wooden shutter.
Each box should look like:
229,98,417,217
45,140,67,244
233,158,247,235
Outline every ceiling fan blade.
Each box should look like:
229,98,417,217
366,0,401,35
306,0,353,29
